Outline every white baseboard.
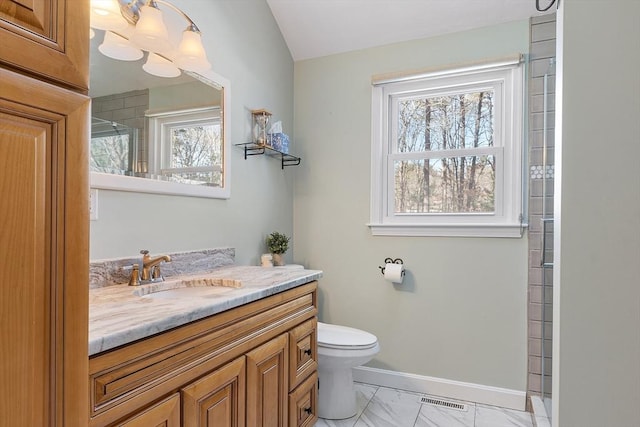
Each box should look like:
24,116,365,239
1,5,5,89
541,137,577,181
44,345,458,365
352,366,526,411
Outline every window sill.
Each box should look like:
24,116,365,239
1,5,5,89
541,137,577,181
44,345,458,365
368,222,526,238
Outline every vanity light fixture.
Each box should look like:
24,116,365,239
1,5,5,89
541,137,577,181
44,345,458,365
129,4,173,54
99,30,143,61
143,52,181,78
90,0,129,31
174,26,211,73
90,0,211,77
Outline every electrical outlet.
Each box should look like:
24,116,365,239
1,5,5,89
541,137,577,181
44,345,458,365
90,188,98,221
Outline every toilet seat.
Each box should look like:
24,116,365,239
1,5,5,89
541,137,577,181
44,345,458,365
317,322,378,350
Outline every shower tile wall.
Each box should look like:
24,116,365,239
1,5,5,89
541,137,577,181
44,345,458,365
92,89,149,162
527,13,556,400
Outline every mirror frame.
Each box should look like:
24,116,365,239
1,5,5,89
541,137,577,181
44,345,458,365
90,69,231,199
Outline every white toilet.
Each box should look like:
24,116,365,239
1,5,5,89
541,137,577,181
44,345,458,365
317,322,380,419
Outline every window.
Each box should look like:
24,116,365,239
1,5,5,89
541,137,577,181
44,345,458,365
370,60,524,237
148,108,223,187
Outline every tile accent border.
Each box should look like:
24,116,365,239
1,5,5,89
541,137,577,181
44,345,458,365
89,247,235,288
353,366,526,412
530,165,555,180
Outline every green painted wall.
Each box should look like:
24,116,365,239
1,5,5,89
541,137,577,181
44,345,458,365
293,20,530,391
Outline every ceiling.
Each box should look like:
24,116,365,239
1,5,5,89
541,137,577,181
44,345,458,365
266,0,553,61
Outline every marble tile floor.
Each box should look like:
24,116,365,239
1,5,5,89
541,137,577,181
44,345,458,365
315,382,534,427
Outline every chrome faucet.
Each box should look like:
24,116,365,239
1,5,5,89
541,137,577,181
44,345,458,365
128,250,171,286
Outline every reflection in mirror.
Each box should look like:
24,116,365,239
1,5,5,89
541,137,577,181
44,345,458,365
146,106,222,186
90,117,138,175
89,26,229,198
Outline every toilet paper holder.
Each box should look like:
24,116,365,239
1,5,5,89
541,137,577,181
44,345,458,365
378,258,404,276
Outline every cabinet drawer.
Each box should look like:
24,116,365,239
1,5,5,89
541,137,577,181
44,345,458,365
288,372,318,427
288,318,317,391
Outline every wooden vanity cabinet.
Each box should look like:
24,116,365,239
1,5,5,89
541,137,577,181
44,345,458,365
89,282,319,427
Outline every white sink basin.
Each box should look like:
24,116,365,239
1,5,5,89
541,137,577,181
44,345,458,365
141,286,235,299
133,277,243,299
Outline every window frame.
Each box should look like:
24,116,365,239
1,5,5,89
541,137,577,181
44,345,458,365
369,60,525,238
147,107,223,188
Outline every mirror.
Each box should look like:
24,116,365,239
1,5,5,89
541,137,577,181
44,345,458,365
89,29,230,199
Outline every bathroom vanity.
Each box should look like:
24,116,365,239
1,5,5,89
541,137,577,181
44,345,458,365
88,266,322,427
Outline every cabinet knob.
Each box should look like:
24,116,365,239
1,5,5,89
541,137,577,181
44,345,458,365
304,407,312,415
303,348,312,356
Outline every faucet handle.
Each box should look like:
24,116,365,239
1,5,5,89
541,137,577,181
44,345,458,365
127,264,141,286
151,265,164,281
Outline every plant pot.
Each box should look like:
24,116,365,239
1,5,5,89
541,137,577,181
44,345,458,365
272,253,285,266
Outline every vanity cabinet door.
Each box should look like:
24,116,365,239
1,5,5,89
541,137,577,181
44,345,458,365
0,0,89,91
0,68,89,427
246,334,289,427
116,394,180,427
182,356,246,427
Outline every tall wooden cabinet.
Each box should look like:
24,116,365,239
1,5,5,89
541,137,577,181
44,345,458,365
0,1,90,426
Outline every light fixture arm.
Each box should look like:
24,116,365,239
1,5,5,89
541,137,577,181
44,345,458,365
115,0,201,32
153,0,202,33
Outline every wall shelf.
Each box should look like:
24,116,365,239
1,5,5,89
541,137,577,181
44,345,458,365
235,143,301,169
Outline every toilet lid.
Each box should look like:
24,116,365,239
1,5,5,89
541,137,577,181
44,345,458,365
317,322,378,349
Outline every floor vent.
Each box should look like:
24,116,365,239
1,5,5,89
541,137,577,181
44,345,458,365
420,397,467,411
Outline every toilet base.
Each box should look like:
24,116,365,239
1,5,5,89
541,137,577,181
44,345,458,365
318,367,357,419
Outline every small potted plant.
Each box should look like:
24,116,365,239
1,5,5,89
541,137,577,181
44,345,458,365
266,231,290,266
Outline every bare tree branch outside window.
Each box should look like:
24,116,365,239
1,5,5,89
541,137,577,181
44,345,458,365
395,91,495,213
162,122,222,186
90,134,131,174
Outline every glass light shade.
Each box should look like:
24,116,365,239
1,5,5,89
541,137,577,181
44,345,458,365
90,0,128,31
174,30,211,72
99,31,143,61
130,5,173,54
142,53,181,78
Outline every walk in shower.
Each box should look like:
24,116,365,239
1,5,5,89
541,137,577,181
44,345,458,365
527,13,555,424
539,56,554,418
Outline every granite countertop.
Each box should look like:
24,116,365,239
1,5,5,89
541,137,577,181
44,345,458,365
89,265,323,356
